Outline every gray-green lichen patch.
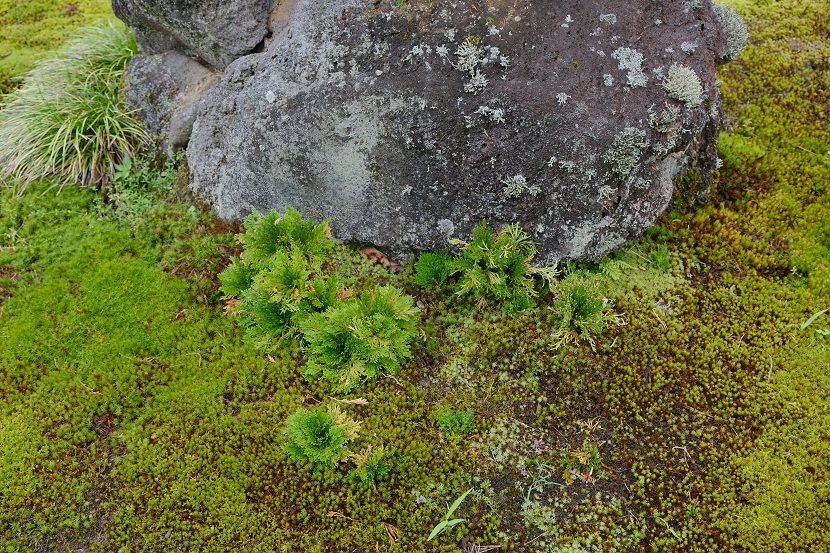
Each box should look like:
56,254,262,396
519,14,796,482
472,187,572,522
611,47,648,88
663,64,704,106
683,0,702,12
502,174,539,198
604,127,649,180
713,3,749,61
681,41,698,54
599,13,617,25
648,103,681,133
476,105,506,124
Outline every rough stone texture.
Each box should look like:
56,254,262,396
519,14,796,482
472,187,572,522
134,0,733,264
112,0,276,69
124,52,220,152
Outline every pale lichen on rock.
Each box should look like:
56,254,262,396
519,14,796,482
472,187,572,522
713,3,749,61
663,64,704,106
611,47,648,88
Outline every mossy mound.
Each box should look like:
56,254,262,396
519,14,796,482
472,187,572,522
0,0,828,551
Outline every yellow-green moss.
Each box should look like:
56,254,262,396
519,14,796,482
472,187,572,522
0,0,114,94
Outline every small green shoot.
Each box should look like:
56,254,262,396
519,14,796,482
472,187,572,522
347,445,392,486
649,243,672,271
684,503,702,519
281,405,361,470
654,515,681,540
427,488,472,542
799,309,827,331
437,408,475,435
557,444,602,484
415,220,558,311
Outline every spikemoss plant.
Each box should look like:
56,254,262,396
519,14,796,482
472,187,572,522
551,265,624,347
437,409,475,435
347,445,392,486
301,286,420,392
0,21,148,193
220,207,421,391
219,207,338,348
452,222,538,310
415,220,558,311
413,251,455,287
282,404,361,469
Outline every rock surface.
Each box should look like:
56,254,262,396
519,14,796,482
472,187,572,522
124,52,220,153
120,0,739,264
113,0,275,69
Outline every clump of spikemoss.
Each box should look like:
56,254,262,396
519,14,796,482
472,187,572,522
218,207,338,348
282,404,361,469
301,286,420,392
414,220,558,311
347,445,392,486
550,265,624,347
220,207,420,391
437,408,475,436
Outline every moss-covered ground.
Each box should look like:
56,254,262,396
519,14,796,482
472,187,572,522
0,0,113,94
1,0,828,551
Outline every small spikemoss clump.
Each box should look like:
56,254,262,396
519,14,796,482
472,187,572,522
301,286,420,392
649,243,672,271
414,251,455,287
452,221,539,311
347,445,392,486
551,265,624,347
415,220,558,311
437,409,475,435
557,443,603,484
219,207,337,349
282,404,361,469
220,206,420,391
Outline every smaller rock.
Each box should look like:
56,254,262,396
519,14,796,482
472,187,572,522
112,0,275,69
124,52,220,153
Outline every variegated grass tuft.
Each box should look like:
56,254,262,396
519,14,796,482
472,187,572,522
0,21,148,195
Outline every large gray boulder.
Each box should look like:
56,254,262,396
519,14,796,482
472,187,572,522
119,0,744,264
112,0,276,69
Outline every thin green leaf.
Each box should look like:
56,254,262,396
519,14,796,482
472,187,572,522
427,520,450,542
445,488,473,518
800,309,828,331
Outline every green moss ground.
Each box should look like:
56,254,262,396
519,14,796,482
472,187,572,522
0,0,113,94
0,0,829,551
